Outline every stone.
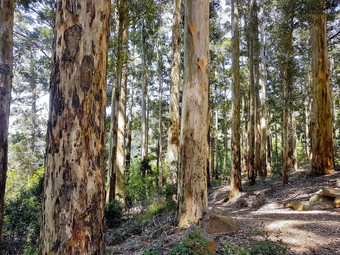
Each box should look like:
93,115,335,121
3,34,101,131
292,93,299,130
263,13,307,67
151,224,172,238
309,195,334,210
202,209,238,234
335,197,340,208
285,201,309,211
319,187,340,198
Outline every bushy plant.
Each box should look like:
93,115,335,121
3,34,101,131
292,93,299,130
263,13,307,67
125,158,159,205
170,227,215,255
104,199,123,229
3,166,44,252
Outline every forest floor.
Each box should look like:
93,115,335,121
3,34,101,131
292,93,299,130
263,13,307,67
107,168,340,255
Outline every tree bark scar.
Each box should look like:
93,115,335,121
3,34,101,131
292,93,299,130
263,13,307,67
86,0,96,27
189,23,196,51
66,0,80,15
80,55,94,91
62,24,82,62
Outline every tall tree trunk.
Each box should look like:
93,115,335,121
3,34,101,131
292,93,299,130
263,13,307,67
126,85,133,171
166,0,181,185
229,0,242,199
106,0,129,203
156,39,163,188
310,12,334,176
141,19,148,161
248,0,256,185
283,13,294,184
259,0,268,177
292,113,298,171
177,0,209,227
210,110,215,178
39,0,110,252
242,97,248,173
0,0,15,243
305,71,312,160
215,109,218,172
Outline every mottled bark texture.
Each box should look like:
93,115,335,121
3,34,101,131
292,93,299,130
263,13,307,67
310,13,334,176
39,0,110,253
177,0,209,227
106,0,129,203
229,0,242,199
166,0,181,185
0,0,15,243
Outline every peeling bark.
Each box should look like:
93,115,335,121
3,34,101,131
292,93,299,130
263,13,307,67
310,12,334,176
166,0,181,185
0,0,15,243
39,0,110,253
177,0,209,227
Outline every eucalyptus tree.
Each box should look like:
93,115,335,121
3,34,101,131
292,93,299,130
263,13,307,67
229,0,242,198
39,0,110,252
0,0,15,244
177,0,209,227
106,0,130,203
310,2,335,176
166,0,181,185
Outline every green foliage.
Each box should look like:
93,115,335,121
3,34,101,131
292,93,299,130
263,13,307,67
169,227,215,255
221,240,289,255
125,158,159,205
3,167,44,253
104,200,123,229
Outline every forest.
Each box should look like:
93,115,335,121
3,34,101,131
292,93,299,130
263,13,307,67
0,0,340,254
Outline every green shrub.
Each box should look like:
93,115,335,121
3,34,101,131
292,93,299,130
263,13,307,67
3,167,44,252
104,200,123,229
170,227,215,255
221,240,289,255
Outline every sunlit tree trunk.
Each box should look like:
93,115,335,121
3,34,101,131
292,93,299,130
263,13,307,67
310,12,334,176
166,0,181,185
229,0,242,199
0,0,15,243
292,113,298,171
177,0,209,227
39,0,110,252
259,0,268,177
106,0,129,203
248,0,256,185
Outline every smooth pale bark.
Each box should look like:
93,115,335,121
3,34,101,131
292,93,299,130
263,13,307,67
292,113,298,171
0,0,15,243
141,19,148,161
310,13,334,176
259,1,269,177
166,0,181,185
248,0,256,185
253,0,261,179
283,14,294,184
39,0,110,253
156,39,163,188
177,0,209,227
106,0,129,203
229,0,242,199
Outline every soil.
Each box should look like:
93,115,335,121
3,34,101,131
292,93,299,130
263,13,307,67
107,169,340,255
